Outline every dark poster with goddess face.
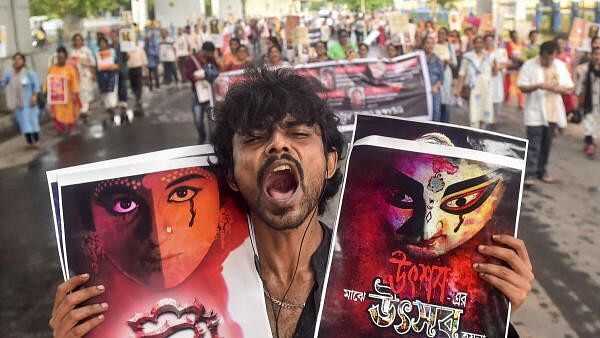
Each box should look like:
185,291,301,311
57,156,271,338
315,115,527,338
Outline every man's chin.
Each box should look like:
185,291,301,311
259,207,308,231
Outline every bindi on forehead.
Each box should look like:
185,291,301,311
94,178,143,197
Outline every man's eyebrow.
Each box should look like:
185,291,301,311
166,174,206,189
280,120,312,129
442,171,500,197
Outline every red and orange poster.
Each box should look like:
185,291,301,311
47,146,272,337
47,74,68,105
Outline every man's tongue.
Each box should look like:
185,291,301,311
266,171,296,200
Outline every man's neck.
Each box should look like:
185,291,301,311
251,210,323,286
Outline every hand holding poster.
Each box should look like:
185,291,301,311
47,75,68,105
315,114,528,338
211,52,432,132
47,146,272,337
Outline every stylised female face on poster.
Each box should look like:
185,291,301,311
382,137,505,258
90,167,220,288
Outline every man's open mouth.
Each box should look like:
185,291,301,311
263,162,300,202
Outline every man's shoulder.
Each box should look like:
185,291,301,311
521,58,539,71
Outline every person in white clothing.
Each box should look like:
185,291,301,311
484,34,509,125
455,36,495,129
518,41,574,187
159,29,178,85
576,47,600,158
435,27,457,123
175,27,190,83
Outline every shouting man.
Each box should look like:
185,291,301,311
49,67,533,338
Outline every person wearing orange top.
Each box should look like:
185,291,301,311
505,30,525,109
47,46,80,135
224,45,252,71
220,38,241,71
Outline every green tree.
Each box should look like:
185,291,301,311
30,0,130,18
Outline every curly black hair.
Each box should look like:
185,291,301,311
211,66,345,215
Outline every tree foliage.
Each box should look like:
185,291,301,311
30,0,130,18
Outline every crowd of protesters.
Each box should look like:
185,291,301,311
2,12,600,183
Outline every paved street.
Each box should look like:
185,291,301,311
0,85,599,337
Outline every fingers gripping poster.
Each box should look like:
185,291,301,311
47,146,272,337
315,115,528,338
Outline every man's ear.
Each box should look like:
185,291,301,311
226,170,240,191
325,149,338,179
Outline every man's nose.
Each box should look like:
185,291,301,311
265,129,290,155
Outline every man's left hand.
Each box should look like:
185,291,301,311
473,235,534,314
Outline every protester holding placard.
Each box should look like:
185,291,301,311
185,42,219,144
328,29,356,60
0,53,41,147
96,36,119,114
47,47,80,135
220,37,241,71
456,36,494,129
555,35,577,117
505,30,526,109
357,42,369,58
436,27,457,123
50,66,533,338
126,40,148,109
309,41,331,63
224,45,252,71
159,29,178,85
266,45,290,68
175,27,190,83
485,34,509,124
576,47,600,158
144,31,160,91
385,42,400,58
423,36,444,122
518,41,574,187
69,34,96,120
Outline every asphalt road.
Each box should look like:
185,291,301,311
0,84,598,337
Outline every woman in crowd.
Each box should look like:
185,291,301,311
358,42,370,58
0,53,41,147
47,46,80,135
127,40,148,109
436,27,457,123
555,35,576,117
95,36,119,116
69,33,95,119
265,45,290,68
505,30,525,109
456,36,494,129
309,41,331,63
224,45,252,71
385,43,399,58
423,36,444,121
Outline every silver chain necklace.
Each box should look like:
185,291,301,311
263,288,306,309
